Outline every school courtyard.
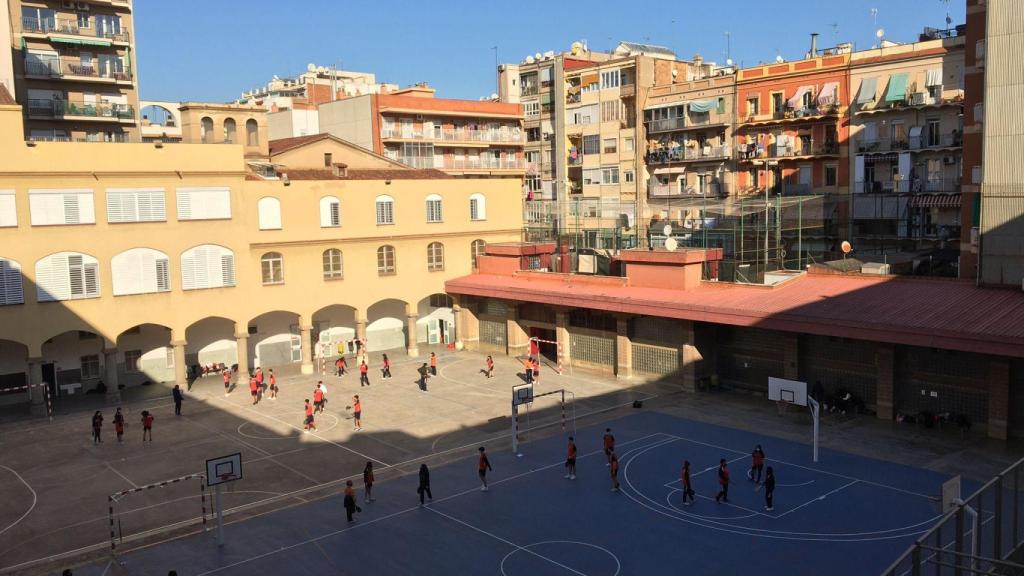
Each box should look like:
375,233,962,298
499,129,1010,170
0,347,1020,575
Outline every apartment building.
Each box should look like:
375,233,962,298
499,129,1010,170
849,33,965,265
960,0,986,278
8,0,138,142
318,85,525,179
0,96,520,404
238,64,397,112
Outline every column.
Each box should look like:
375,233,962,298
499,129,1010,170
452,304,462,349
406,314,420,358
171,339,187,387
103,347,120,403
355,316,367,342
875,344,895,421
988,359,1010,440
555,308,571,368
26,357,43,408
235,333,249,376
615,316,632,379
506,304,528,357
679,320,701,392
299,325,314,375
783,334,799,380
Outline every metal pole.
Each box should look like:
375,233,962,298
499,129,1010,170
108,496,116,553
215,483,224,547
512,403,519,455
808,397,820,463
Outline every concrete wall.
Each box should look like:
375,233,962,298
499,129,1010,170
318,96,374,152
268,109,319,141
0,0,13,97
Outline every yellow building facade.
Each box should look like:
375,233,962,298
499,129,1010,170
0,101,520,404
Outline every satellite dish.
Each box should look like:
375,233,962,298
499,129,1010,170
775,55,784,63
671,69,678,77
726,58,734,66
841,240,853,254
662,224,672,236
535,53,543,60
876,28,885,39
306,63,316,72
665,237,678,252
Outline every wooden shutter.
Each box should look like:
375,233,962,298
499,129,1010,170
155,258,169,291
221,253,235,286
258,197,281,230
84,262,99,296
0,258,24,305
177,187,231,220
107,188,165,223
0,191,16,227
180,249,197,290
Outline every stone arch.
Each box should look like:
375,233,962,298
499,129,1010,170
247,310,302,369
366,299,408,352
115,322,174,387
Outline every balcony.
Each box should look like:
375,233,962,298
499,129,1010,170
381,127,523,144
619,84,635,98
27,98,135,122
855,178,961,194
738,105,839,127
442,157,525,171
646,144,730,165
28,133,132,143
22,17,130,43
24,57,132,83
646,117,686,133
648,181,729,198
855,92,964,115
520,84,539,97
855,133,962,154
737,140,839,161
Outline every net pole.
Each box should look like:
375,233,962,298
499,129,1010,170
44,381,53,421
511,403,519,455
560,389,565,432
200,479,208,532
108,495,116,553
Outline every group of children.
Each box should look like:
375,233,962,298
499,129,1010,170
220,366,278,405
302,381,363,433
678,444,776,511
342,461,436,523
91,407,154,444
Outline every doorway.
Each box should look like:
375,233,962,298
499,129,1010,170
528,327,558,362
42,362,56,400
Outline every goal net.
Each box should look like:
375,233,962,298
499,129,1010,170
108,473,208,553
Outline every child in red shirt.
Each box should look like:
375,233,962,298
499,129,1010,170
303,400,316,432
141,410,154,442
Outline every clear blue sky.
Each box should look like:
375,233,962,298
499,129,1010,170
136,0,966,103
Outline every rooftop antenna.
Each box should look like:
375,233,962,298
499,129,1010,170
724,31,731,63
830,22,839,43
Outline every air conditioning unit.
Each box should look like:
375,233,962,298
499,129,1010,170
61,0,76,8
76,1,90,10
415,114,424,121
909,92,927,106
943,156,956,165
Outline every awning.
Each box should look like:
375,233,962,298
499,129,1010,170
787,85,813,108
50,36,111,47
652,166,686,175
910,194,961,208
581,73,599,86
925,68,942,87
857,77,878,104
645,101,683,111
883,73,908,103
817,82,839,106
688,99,717,113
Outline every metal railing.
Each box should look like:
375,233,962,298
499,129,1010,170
27,98,135,120
737,140,839,160
855,178,962,194
646,144,730,164
648,182,730,198
443,157,524,170
856,133,962,153
647,117,686,133
22,17,130,42
24,57,132,82
27,133,132,143
520,85,538,97
882,457,1024,576
381,127,523,143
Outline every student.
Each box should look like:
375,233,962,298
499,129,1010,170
363,461,375,503
303,399,316,432
715,459,730,503
485,355,494,379
762,466,776,511
249,376,259,405
530,338,540,358
268,369,278,400
254,367,264,392
91,411,103,444
222,369,231,396
141,410,154,442
313,384,325,414
602,428,615,466
532,357,541,384
478,447,492,491
335,356,345,377
343,480,359,522
352,395,362,431
417,363,429,392
524,357,534,384
417,463,432,506
172,384,184,416
429,352,438,376
113,408,125,443
564,436,577,480
748,445,766,483
381,354,392,380
681,460,695,506
359,361,370,387
609,451,620,492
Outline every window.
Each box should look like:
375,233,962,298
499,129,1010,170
974,103,984,123
601,101,622,122
29,189,95,226
583,135,600,155
749,168,760,188
623,137,634,153
620,68,633,85
180,245,235,290
471,239,486,269
747,97,759,116
165,346,175,369
246,119,259,146
425,194,443,223
257,197,282,230
624,170,635,183
0,258,24,305
80,354,100,379
926,118,941,147
582,168,601,185
430,294,453,308
601,168,620,185
825,165,838,187
524,101,539,116
377,245,396,275
35,252,100,302
124,350,141,373
322,249,343,280
106,188,166,223
261,252,284,285
569,104,599,125
601,70,620,89
223,118,236,144
176,187,231,220
972,165,981,184
200,117,213,144
526,175,542,192
375,195,394,225
526,127,541,142
0,190,16,227
323,152,333,168
427,242,444,271
77,12,90,29
319,196,340,227
111,248,170,296
603,138,617,154
469,193,486,220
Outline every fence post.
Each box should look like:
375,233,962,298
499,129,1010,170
909,545,921,576
994,475,1003,561
955,506,965,576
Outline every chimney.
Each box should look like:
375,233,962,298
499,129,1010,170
810,33,819,58
332,163,348,178
692,53,703,79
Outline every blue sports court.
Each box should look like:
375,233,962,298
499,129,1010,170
80,411,955,575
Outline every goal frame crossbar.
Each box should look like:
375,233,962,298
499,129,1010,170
108,473,208,554
528,336,564,375
511,388,576,455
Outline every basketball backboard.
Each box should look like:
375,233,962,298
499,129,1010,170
206,452,242,486
512,383,534,407
768,377,808,407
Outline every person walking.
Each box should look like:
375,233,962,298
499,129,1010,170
352,395,362,431
268,369,277,400
359,361,370,387
313,384,325,414
532,357,541,384
603,428,615,466
172,384,184,416
478,447,492,491
748,445,766,484
681,460,695,506
417,363,429,392
381,354,392,380
715,458,730,503
113,408,125,443
343,480,360,522
363,461,375,503
335,356,346,377
141,410,154,442
762,466,776,511
254,367,264,395
485,355,494,379
249,375,259,405
91,410,103,444
564,436,577,480
222,369,231,396
524,357,534,384
303,399,316,432
417,463,432,506
609,451,621,492
429,352,438,376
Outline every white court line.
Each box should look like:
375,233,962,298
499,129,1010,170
0,465,37,537
773,480,858,519
106,462,140,489
193,433,667,576
664,487,762,520
661,454,749,488
426,507,589,576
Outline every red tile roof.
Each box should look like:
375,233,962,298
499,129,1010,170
0,85,15,105
446,272,1024,358
268,133,332,155
281,168,453,180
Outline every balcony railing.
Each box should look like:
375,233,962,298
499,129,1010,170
381,127,523,143
648,182,730,198
855,178,961,194
646,144,730,164
443,157,525,170
28,98,135,120
646,117,686,133
741,105,839,124
25,57,131,82
567,153,583,166
520,85,538,97
22,17,130,43
855,133,962,153
737,140,839,160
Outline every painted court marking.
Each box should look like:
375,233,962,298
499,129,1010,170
499,541,621,576
0,465,37,537
237,413,339,439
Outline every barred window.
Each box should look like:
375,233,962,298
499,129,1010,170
427,242,444,271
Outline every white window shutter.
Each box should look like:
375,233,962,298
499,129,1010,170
112,249,141,295
0,191,16,227
0,259,24,305
221,253,235,286
84,262,99,296
180,252,196,290
63,194,80,224
177,189,192,220
36,253,71,301
177,187,231,220
258,197,281,230
320,197,340,227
